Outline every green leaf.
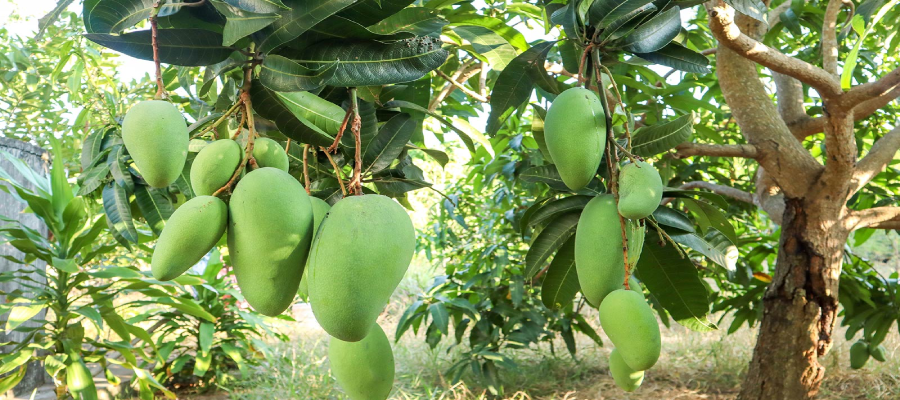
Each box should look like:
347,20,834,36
382,100,481,156
37,0,76,39
83,0,170,34
249,85,336,146
681,198,738,245
633,42,710,73
102,182,137,243
541,238,580,309
77,161,110,197
157,297,217,322
85,29,234,66
528,195,593,229
530,104,553,162
107,145,134,192
99,303,133,341
589,0,655,29
134,185,174,237
429,303,450,334
652,206,694,233
6,303,46,332
635,235,716,332
51,257,79,273
486,41,557,135
257,0,357,53
259,55,338,92
724,0,767,23
622,6,682,53
524,212,580,278
630,113,693,156
211,0,281,46
369,7,448,36
222,0,289,14
364,114,415,175
273,90,344,136
406,144,449,167
840,0,897,89
445,13,529,51
671,231,738,270
294,37,449,87
520,165,602,194
194,350,213,376
199,322,214,355
48,136,73,218
220,343,248,377
0,351,31,375
0,365,27,393
337,0,415,27
453,26,518,70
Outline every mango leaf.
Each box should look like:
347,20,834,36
249,85,336,146
274,90,345,135
633,42,710,73
630,112,693,156
383,100,480,155
541,238,580,309
102,182,137,243
681,198,738,245
257,0,356,53
652,206,694,233
634,234,717,332
85,29,233,66
671,230,738,270
295,37,449,87
259,55,338,92
211,0,281,46
453,26,518,70
589,0,655,29
429,303,450,334
622,6,681,53
364,114,415,175
337,0,415,27
288,16,413,48
486,41,556,135
369,7,448,35
724,0,767,23
107,145,134,192
524,212,580,278
445,13,529,51
83,0,184,34
134,185,174,237
222,0,288,14
528,195,592,229
99,303,133,341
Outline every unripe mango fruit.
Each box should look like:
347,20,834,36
599,289,661,371
252,137,289,172
609,348,644,392
298,197,332,298
122,100,189,188
308,195,415,341
575,195,644,306
67,358,97,400
850,340,870,369
544,87,606,191
151,196,227,281
869,343,887,362
191,139,242,196
618,161,663,219
228,167,314,316
329,323,395,400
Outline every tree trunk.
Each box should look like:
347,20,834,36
739,198,847,399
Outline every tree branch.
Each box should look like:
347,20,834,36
434,69,489,103
673,143,759,159
429,59,479,111
788,85,900,137
708,3,843,100
677,181,755,204
843,66,900,106
850,125,900,194
822,0,844,77
848,206,900,230
773,72,809,130
767,0,793,28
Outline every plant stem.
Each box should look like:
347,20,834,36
349,89,363,195
598,64,634,152
150,1,166,100
190,101,243,139
302,144,311,194
326,107,353,153
213,56,258,197
646,218,688,259
320,147,347,196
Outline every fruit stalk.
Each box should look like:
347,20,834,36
326,106,353,153
302,144,311,194
321,146,348,196
213,59,259,197
598,64,634,152
150,1,165,100
191,101,243,139
349,89,363,195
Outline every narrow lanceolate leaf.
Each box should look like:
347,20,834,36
260,55,338,92
671,231,737,271
249,85,335,146
630,112,693,156
223,0,289,14
102,182,137,243
524,212,580,278
369,7,448,36
453,26,518,70
622,6,682,53
211,0,281,46
257,0,356,53
724,0,767,23
364,114,415,175
589,0,655,29
107,145,134,192
445,13,529,51
528,196,593,229
596,2,657,43
296,37,449,87
633,42,710,74
38,0,76,39
288,16,413,48
541,238,580,309
85,29,233,66
273,90,345,134
336,0,415,27
652,206,695,233
486,41,556,135
83,0,157,34
635,234,717,332
134,185,174,237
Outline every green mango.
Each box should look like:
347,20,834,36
190,139,242,196
298,197,332,298
67,358,98,400
252,137,289,172
599,289,661,371
575,195,644,306
869,343,887,362
618,160,663,219
151,196,227,281
544,87,606,191
228,167,314,316
329,323,395,400
609,348,644,392
850,340,870,369
122,100,188,188
308,195,415,341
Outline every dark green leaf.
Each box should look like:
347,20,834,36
83,0,180,34
102,182,137,243
528,195,592,228
429,303,450,334
589,0,655,29
681,198,738,245
453,26,518,70
85,29,234,66
524,212,580,278
671,231,738,270
622,6,681,53
486,41,557,135
337,0,415,27
222,0,288,14
257,0,356,53
633,42,710,73
630,112,693,156
652,206,694,233
541,238,580,309
250,85,336,146
259,55,338,92
363,114,415,175
369,7,448,36
211,0,281,46
134,185,174,237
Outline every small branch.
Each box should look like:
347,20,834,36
789,85,900,137
700,48,717,56
349,90,363,195
302,144,311,195
851,125,900,194
428,58,479,111
326,107,353,153
646,218,687,259
843,66,900,107
434,69,489,103
849,207,900,230
674,181,755,204
150,1,166,100
673,143,759,159
320,147,347,196
284,138,292,154
822,0,844,77
478,61,488,98
190,101,242,139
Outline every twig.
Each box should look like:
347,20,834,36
320,147,347,196
213,63,257,197
577,45,592,88
150,1,166,100
646,218,687,258
429,59,480,111
302,144,311,194
598,64,635,152
190,101,242,139
349,90,363,195
478,61,488,97
284,139,292,154
326,107,353,153
434,69,489,102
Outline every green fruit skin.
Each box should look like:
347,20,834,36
850,341,870,369
67,359,98,400
618,161,663,219
122,100,189,188
252,137,289,172
609,348,644,392
191,139,242,196
228,168,314,316
626,276,642,295
599,289,661,371
298,197,332,297
575,195,643,307
869,343,887,362
544,87,606,191
151,196,227,281
329,323,395,400
308,195,415,342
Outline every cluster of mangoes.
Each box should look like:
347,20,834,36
850,339,887,369
544,88,665,392
123,100,412,400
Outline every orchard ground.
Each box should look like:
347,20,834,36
172,232,900,400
